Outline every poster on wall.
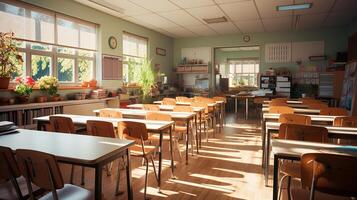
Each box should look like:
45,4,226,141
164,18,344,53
340,61,356,110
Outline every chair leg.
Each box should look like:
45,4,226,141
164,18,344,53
278,174,289,200
115,159,123,196
206,121,209,142
287,176,292,200
150,155,159,183
81,167,85,186
144,157,149,200
175,139,182,160
70,165,74,184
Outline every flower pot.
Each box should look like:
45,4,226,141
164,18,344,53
35,96,47,103
50,96,61,102
17,95,29,104
0,77,10,89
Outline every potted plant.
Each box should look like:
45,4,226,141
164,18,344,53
14,76,35,104
0,32,23,89
138,58,156,103
37,76,60,101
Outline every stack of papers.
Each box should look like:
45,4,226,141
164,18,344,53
0,121,18,136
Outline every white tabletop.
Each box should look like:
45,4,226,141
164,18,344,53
262,104,309,108
263,113,341,122
34,114,174,131
272,139,357,157
93,108,196,120
154,100,224,105
0,129,134,164
264,100,302,104
127,104,205,112
262,107,320,114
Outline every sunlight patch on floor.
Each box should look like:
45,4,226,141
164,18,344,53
167,179,235,193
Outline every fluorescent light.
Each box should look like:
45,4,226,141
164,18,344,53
277,3,312,11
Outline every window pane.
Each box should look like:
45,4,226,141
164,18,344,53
31,42,52,51
236,64,242,73
229,64,235,74
57,17,79,47
29,10,55,43
57,47,75,55
78,59,93,82
0,2,26,39
79,24,96,50
242,64,255,73
31,55,51,80
57,58,74,82
78,49,94,57
255,64,259,73
11,52,26,79
123,33,147,58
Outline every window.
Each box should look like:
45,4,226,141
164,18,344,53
0,0,97,84
122,32,148,83
227,59,259,87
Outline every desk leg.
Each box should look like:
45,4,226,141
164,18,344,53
265,130,271,186
195,115,199,154
158,130,163,191
186,119,189,165
169,126,175,178
245,98,249,120
95,164,103,200
261,119,266,168
199,111,202,148
273,155,279,200
126,149,133,200
235,97,238,114
37,122,42,131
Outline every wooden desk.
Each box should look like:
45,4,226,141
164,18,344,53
33,114,174,192
262,103,309,108
0,129,134,200
263,100,302,104
93,108,198,163
229,95,255,119
271,139,357,200
262,107,320,114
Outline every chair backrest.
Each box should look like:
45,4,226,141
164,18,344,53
254,97,269,104
143,104,160,111
176,96,193,103
271,98,287,103
320,107,348,116
173,106,194,112
162,98,176,105
146,112,171,121
333,116,357,127
213,96,227,103
269,101,288,106
194,96,215,103
300,153,357,198
16,149,64,191
278,123,328,142
118,121,148,141
278,114,311,125
269,106,294,114
49,116,75,133
87,120,116,138
191,102,209,113
0,146,21,180
99,109,122,118
307,103,329,109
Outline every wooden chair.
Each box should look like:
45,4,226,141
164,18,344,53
86,120,122,196
307,103,328,109
269,106,294,114
319,107,348,116
173,106,196,154
16,149,92,200
278,124,328,200
176,96,193,103
213,96,227,103
99,109,123,118
146,112,182,160
278,114,311,125
162,98,176,105
118,121,158,199
291,153,357,200
49,116,83,185
333,116,357,127
143,104,160,111
269,101,288,106
191,102,211,144
0,146,24,200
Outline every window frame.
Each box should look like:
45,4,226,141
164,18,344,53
228,58,260,87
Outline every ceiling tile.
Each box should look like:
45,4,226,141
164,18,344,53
159,10,202,26
129,0,179,12
295,13,327,30
185,25,218,36
208,21,240,34
75,0,126,18
234,20,264,33
132,13,178,28
99,0,151,16
215,0,251,4
324,12,357,27
164,26,197,38
186,5,226,23
294,0,334,15
332,0,357,13
169,0,215,9
262,17,292,32
219,1,259,21
255,0,293,18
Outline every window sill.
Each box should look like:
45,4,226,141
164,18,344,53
2,85,96,91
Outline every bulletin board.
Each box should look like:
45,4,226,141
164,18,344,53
340,61,357,112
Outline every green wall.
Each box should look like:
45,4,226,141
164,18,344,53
21,0,174,88
174,27,348,72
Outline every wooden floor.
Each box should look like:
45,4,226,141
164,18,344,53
59,112,276,200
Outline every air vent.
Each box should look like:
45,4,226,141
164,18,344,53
203,16,228,24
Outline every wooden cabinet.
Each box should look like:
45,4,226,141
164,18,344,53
102,55,123,80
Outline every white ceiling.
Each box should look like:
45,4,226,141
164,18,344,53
76,0,357,38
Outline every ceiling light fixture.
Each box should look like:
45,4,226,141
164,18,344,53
277,3,312,11
88,0,124,14
203,16,228,24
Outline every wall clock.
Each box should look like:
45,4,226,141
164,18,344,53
243,35,250,42
108,36,117,49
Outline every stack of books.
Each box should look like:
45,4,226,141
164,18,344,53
0,121,18,136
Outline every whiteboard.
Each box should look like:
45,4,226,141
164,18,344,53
291,41,324,62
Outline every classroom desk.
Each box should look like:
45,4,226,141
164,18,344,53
0,129,135,200
263,100,302,104
262,103,309,108
93,108,198,163
271,139,357,200
264,122,357,186
228,95,255,120
34,114,174,192
262,107,320,114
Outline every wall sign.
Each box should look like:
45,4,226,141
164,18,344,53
156,47,166,56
